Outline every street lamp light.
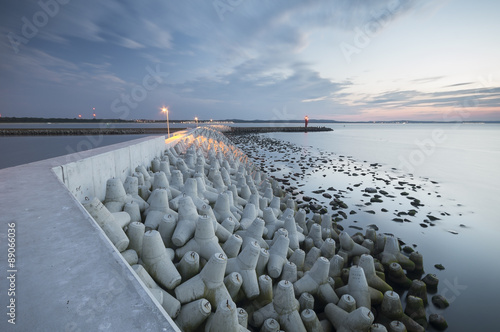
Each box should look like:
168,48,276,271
162,107,170,138
194,117,198,127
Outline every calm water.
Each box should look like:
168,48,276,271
0,135,151,169
264,123,500,331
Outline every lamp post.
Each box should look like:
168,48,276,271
162,107,170,138
194,117,198,127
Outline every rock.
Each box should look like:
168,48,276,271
434,264,445,270
432,295,449,309
429,313,448,330
403,246,414,254
365,187,377,193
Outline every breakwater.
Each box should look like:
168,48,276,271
0,127,185,136
78,126,443,331
0,126,331,136
228,126,332,134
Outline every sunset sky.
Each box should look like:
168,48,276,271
1,0,499,121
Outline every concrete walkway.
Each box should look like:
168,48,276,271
0,136,181,331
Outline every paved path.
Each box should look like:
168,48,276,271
0,136,179,331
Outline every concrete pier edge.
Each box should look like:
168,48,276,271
0,132,195,331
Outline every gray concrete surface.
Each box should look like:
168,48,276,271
0,135,182,331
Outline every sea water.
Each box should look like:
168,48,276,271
0,135,151,169
262,123,500,331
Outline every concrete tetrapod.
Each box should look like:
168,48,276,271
175,215,224,261
329,254,345,279
289,249,305,277
174,299,212,332
123,175,149,212
223,233,243,258
252,280,306,332
300,308,324,332
267,233,290,278
379,291,425,332
83,197,129,252
358,254,393,293
177,251,200,282
213,192,239,224
225,272,243,301
171,195,199,247
281,261,298,283
338,294,356,313
226,241,261,299
238,203,258,230
236,217,268,250
126,221,145,257
195,175,219,204
120,249,138,265
141,230,182,290
294,257,339,305
256,248,270,277
325,302,374,332
205,300,250,332
158,213,177,248
379,236,415,271
261,318,280,332
371,323,389,332
335,266,383,309
387,263,413,289
338,232,371,262
144,189,178,230
175,252,232,307
283,213,302,250
306,224,324,249
197,203,232,243
132,264,181,319
320,238,336,259
304,247,321,272
171,178,208,211
151,171,170,192
103,177,129,212
262,207,284,239
238,307,249,329
124,202,141,223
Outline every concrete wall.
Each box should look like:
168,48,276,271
53,136,166,203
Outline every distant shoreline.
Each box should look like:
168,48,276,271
0,117,498,124
0,126,333,136
0,128,185,136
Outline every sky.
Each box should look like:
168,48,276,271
1,0,499,121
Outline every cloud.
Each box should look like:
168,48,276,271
1,0,497,121
363,86,500,110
